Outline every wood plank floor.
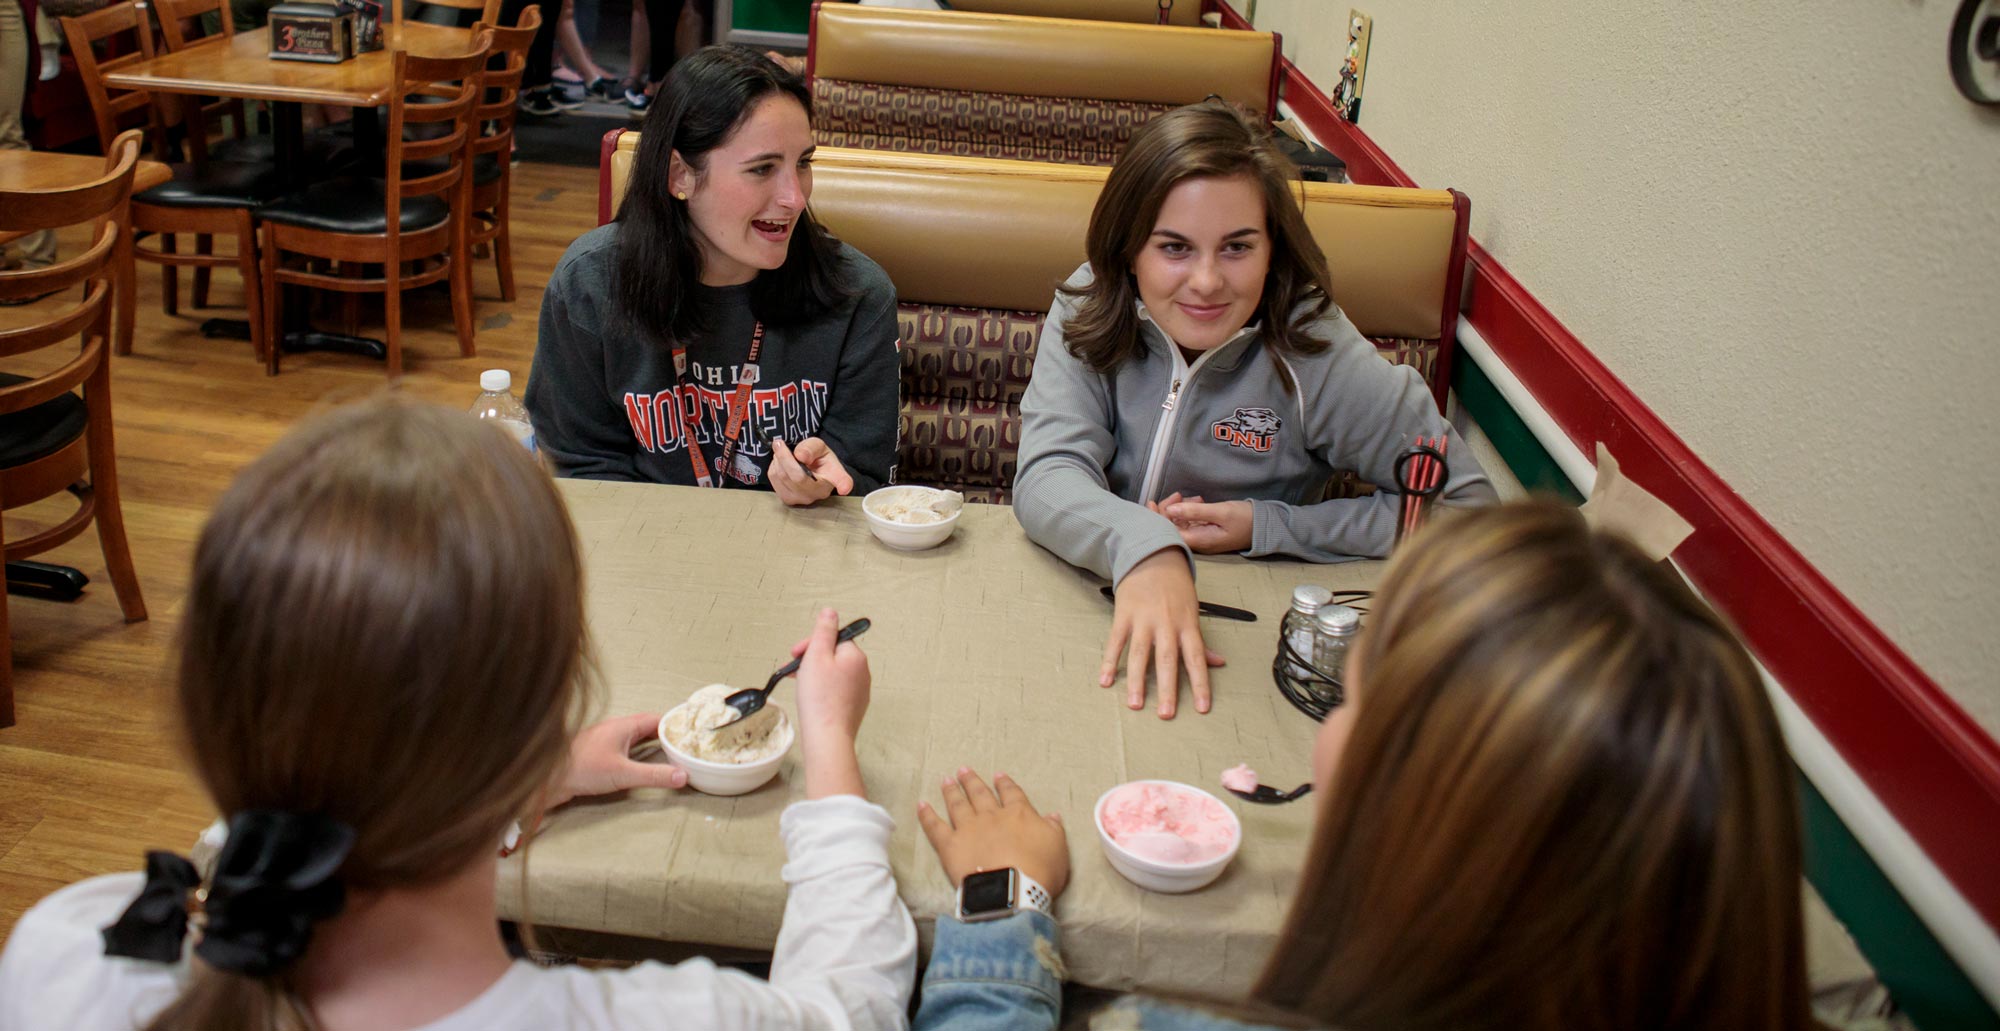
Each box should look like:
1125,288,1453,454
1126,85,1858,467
0,159,600,940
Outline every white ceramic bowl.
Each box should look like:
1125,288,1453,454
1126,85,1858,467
861,485,962,551
656,707,794,796
1094,780,1242,894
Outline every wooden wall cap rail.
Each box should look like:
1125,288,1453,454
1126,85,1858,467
809,2,1279,113
947,0,1205,27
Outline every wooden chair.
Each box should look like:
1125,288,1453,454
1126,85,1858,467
259,36,492,377
465,7,541,301
63,0,278,361
0,132,150,729
398,0,503,26
148,0,253,160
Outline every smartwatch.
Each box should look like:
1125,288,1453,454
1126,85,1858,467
955,868,1054,922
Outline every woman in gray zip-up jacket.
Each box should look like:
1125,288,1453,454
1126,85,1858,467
1014,103,1497,718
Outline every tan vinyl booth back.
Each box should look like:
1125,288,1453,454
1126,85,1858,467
599,136,1468,501
945,0,1205,28
807,4,1279,166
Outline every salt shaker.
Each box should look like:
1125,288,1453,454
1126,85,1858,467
1310,605,1361,705
1280,585,1333,679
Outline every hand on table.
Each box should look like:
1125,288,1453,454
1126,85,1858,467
1103,548,1226,719
1147,492,1254,554
791,607,872,799
917,769,1069,902
545,712,688,811
770,437,854,506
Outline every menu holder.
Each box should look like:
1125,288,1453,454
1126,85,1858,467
269,2,356,63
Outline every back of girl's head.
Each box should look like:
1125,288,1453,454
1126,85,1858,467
1254,502,1809,1031
1061,101,1334,376
178,394,589,890
616,45,844,344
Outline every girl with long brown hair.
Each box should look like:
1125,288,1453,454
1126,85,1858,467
911,502,1813,1031
1013,101,1495,722
0,394,915,1030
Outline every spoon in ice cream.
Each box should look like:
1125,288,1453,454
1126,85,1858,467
1221,763,1313,805
711,617,872,730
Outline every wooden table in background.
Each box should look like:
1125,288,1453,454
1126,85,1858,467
499,482,1385,996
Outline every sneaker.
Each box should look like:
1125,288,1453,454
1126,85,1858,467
547,83,586,110
585,76,622,101
518,87,563,117
624,87,651,112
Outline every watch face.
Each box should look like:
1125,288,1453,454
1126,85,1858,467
960,869,1016,916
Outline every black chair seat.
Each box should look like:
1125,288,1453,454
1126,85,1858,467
256,177,451,234
211,128,355,172
135,161,282,209
402,152,503,187
0,373,86,470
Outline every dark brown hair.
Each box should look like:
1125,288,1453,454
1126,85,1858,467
144,394,594,1030
1060,101,1334,388
1249,502,1811,1031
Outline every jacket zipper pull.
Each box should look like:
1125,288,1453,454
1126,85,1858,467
1161,378,1182,412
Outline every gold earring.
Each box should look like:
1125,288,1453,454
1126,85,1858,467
676,191,688,201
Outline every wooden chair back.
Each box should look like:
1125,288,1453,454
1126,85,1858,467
469,8,538,164
59,2,171,159
148,0,250,152
384,34,491,237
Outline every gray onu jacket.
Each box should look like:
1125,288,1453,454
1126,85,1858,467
1014,264,1498,585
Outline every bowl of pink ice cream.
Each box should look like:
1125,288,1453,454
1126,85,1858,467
1094,780,1242,893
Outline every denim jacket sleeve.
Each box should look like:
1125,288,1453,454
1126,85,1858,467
911,913,1064,1031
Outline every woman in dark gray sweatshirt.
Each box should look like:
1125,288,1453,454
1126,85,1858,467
528,46,899,504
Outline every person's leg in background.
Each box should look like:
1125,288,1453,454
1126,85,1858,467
555,0,617,96
508,0,570,116
0,0,58,280
676,0,711,58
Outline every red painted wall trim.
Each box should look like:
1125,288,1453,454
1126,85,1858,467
806,0,821,84
1207,0,2000,926
597,128,623,226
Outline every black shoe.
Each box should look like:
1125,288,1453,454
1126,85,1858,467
585,76,622,101
624,86,651,112
548,83,586,110
518,88,563,117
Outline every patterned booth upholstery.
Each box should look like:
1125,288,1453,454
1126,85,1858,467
806,4,1280,166
599,140,1471,504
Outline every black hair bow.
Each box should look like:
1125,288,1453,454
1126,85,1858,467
102,811,356,978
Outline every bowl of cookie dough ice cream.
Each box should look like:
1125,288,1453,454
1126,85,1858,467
861,485,965,551
657,684,795,796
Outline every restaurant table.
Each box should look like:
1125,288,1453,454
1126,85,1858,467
99,23,480,359
498,480,1387,995
0,149,173,249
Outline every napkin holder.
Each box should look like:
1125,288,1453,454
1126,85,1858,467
269,2,355,63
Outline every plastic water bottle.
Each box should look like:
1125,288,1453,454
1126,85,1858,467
471,369,535,452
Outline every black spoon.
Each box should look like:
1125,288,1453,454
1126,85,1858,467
1227,782,1313,805
711,618,872,730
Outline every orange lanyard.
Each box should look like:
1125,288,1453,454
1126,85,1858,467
671,321,764,488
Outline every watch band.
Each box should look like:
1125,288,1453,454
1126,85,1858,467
1013,871,1054,917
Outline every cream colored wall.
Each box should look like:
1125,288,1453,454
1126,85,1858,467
1252,0,2000,737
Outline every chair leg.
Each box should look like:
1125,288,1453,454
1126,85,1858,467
160,234,179,316
84,429,147,626
236,210,264,363
384,263,403,378
495,208,515,303
115,221,137,356
451,244,475,359
341,263,360,337
261,224,282,376
193,234,213,309
0,513,12,730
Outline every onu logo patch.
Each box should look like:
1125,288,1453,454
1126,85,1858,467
1211,407,1281,453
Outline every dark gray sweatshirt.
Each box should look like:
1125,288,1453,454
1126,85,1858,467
1016,263,1498,584
527,223,901,493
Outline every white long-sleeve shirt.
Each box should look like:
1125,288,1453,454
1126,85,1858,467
0,796,916,1031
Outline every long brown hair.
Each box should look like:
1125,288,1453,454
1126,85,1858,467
145,395,594,1030
1247,502,1811,1031
1059,101,1334,388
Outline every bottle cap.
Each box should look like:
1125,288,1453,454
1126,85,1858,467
480,369,511,392
1290,584,1333,612
1315,605,1360,634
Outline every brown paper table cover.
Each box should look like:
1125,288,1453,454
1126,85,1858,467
498,479,1385,994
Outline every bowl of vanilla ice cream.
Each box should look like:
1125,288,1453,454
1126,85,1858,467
657,684,795,796
861,485,964,551
1094,780,1242,893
